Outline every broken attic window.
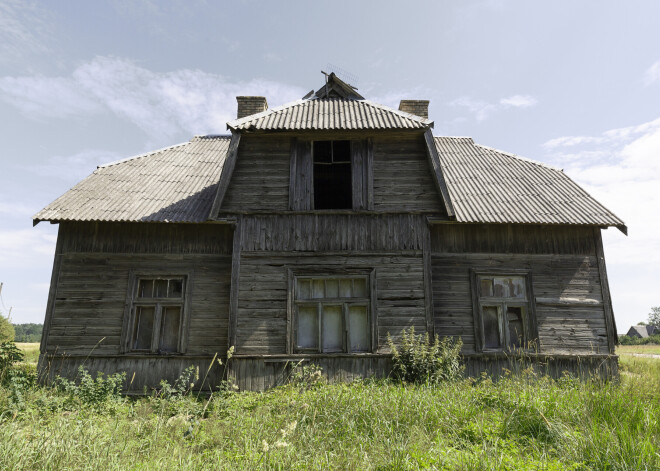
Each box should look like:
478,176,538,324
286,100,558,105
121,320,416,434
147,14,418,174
313,140,352,209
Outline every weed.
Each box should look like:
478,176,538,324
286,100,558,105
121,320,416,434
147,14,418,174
388,327,464,384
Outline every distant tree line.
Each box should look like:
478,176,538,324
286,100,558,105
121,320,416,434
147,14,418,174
12,324,43,343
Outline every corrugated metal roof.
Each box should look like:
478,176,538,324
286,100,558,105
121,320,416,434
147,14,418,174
227,98,432,131
434,137,626,230
33,136,230,224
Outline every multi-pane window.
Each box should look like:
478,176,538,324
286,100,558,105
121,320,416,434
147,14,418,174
313,140,352,209
294,276,370,353
130,277,186,354
472,272,537,352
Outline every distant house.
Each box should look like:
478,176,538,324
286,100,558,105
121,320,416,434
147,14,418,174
34,73,626,391
626,325,657,338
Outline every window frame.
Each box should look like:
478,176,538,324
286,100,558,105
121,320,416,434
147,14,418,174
289,138,373,211
287,268,377,354
120,271,193,355
469,269,538,353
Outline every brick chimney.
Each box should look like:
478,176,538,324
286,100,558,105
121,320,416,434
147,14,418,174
236,96,268,119
398,100,429,119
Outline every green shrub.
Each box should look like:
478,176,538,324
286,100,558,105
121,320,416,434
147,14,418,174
55,366,126,406
288,361,325,389
0,342,23,385
387,327,464,384
0,316,14,343
618,334,660,345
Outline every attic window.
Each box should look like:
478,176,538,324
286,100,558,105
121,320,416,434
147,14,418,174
313,140,352,209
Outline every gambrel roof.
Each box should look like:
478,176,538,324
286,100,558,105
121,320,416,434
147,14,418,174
34,131,626,233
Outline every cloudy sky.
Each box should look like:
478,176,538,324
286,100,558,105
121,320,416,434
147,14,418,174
0,0,658,332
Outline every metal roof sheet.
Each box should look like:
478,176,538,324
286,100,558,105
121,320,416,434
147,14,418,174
227,98,432,132
33,136,230,224
434,137,626,231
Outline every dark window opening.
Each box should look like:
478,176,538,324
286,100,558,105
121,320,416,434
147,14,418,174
313,140,352,209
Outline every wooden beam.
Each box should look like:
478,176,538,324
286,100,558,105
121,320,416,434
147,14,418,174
594,227,618,354
40,224,64,354
227,217,242,351
366,138,374,211
423,129,455,218
422,223,435,338
209,131,241,218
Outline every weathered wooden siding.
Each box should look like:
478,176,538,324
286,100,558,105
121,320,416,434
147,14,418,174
226,353,616,391
39,355,225,393
222,135,291,211
236,252,426,355
44,222,232,357
228,356,393,391
373,135,444,212
239,214,428,252
219,133,445,214
431,224,610,354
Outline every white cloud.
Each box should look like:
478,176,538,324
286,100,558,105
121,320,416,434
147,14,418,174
0,0,53,61
0,56,306,141
499,95,537,108
643,60,660,86
543,118,660,264
0,228,56,266
451,94,538,121
543,118,660,330
25,149,123,181
0,76,102,118
450,97,496,121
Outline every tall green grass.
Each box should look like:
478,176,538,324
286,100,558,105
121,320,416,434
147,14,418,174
0,354,658,470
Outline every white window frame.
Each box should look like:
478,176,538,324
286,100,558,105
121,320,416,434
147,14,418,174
287,269,377,354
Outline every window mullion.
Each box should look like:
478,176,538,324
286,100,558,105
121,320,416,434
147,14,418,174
343,303,349,353
151,303,162,354
317,302,322,354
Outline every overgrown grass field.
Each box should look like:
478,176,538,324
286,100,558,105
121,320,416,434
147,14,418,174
0,344,658,470
617,344,660,356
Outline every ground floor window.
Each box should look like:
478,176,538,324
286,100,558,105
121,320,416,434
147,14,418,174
123,276,189,354
470,270,538,352
293,275,372,353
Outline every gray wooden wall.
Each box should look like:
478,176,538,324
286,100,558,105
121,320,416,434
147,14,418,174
43,222,233,358
431,224,611,354
220,133,444,214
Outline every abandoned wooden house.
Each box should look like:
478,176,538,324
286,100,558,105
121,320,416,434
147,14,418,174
34,73,626,391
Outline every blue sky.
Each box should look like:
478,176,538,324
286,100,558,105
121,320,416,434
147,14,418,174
0,0,658,332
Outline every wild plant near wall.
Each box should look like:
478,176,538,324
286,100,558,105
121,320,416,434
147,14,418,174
387,327,464,384
54,366,126,407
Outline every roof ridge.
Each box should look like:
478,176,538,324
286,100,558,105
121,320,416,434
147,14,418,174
434,136,475,142
474,143,563,172
193,134,231,140
98,140,191,169
359,99,433,126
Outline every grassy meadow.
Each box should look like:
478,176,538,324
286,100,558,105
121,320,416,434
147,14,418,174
0,344,657,470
